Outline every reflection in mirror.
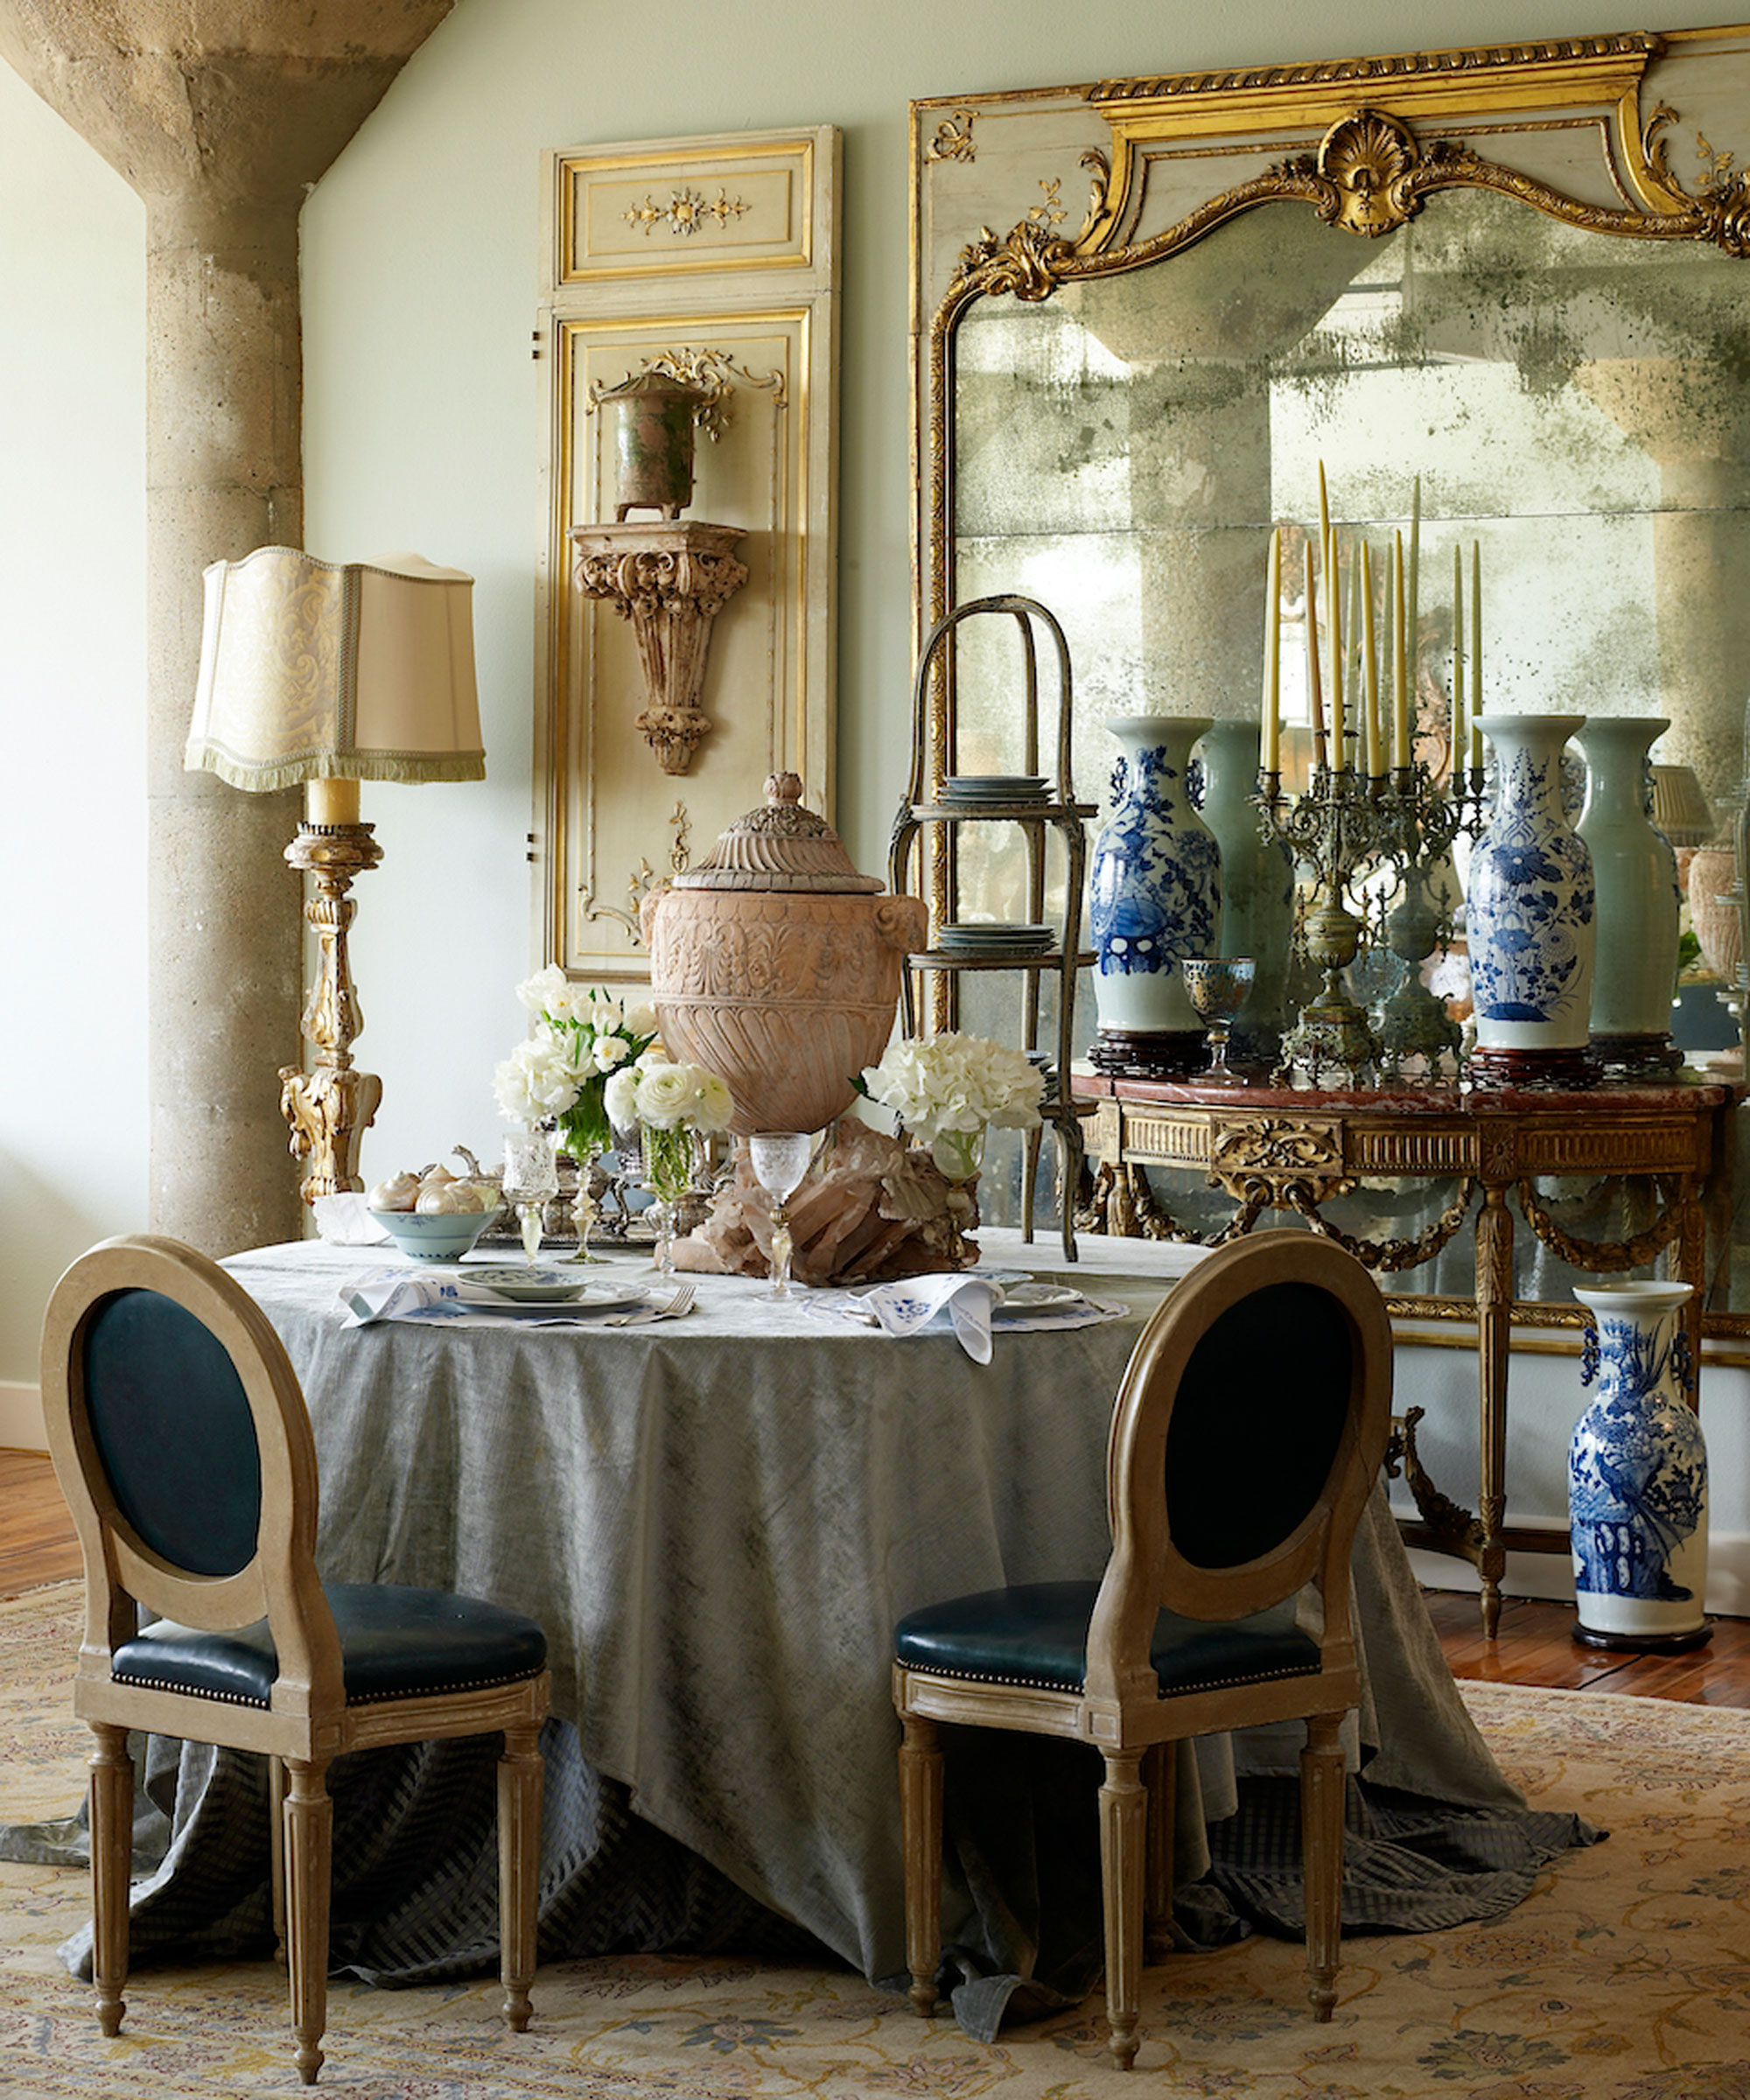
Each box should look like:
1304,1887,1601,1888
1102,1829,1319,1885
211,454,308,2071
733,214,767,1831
942,178,1750,1322
954,188,1750,820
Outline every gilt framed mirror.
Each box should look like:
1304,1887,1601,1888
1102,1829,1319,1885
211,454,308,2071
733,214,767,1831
911,25,1750,1347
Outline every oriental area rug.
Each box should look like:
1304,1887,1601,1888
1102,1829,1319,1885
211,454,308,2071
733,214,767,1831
3,1580,1749,2100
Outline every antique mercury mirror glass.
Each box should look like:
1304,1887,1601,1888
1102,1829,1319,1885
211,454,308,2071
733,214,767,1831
913,25,1750,1345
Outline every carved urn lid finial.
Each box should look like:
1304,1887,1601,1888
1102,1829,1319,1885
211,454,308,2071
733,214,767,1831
676,773,884,893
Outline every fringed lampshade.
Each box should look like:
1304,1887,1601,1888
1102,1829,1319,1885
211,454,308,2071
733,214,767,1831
185,547,485,1202
186,547,483,789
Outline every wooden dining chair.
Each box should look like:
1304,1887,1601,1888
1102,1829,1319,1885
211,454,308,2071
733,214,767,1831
39,1234,552,2087
892,1228,1392,2069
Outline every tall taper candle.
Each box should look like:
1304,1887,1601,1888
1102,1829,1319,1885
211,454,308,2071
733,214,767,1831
1262,528,1281,774
1327,528,1347,771
1392,530,1410,768
1408,474,1420,648
1305,538,1327,770
1362,541,1382,777
1470,540,1483,770
1452,542,1465,776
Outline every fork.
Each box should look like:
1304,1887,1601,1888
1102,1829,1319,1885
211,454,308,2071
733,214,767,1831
600,1279,696,1326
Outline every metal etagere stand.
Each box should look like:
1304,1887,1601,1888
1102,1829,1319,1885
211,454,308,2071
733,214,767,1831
889,595,1093,1260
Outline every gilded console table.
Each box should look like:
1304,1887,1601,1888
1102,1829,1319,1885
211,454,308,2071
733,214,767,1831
1077,1074,1739,1637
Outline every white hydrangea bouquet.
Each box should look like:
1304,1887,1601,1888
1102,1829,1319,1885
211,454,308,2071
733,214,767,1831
858,1032,1044,1185
493,963,659,1161
605,1052,736,1204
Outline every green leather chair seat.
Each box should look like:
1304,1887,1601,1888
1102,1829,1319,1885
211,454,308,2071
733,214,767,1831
112,1584,549,1709
895,1578,1320,1697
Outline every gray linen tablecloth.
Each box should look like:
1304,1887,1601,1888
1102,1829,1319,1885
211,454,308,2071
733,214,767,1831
8,1228,1586,2019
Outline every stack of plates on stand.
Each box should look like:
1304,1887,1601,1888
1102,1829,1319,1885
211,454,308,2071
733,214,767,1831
939,774,1051,804
937,922,1056,956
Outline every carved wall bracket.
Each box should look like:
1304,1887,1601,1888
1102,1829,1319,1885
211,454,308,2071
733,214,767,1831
570,520,749,774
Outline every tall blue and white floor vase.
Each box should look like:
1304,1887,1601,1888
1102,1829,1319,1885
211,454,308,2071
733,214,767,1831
1468,714,1595,1087
1088,714,1220,1076
1570,1280,1710,1652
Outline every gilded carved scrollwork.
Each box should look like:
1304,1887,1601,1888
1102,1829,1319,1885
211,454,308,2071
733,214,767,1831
1282,1174,1477,1274
1514,1173,1689,1273
1207,1116,1352,1205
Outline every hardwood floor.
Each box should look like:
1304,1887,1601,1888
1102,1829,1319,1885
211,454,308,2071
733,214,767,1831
0,1447,81,1592
4,1444,1749,1704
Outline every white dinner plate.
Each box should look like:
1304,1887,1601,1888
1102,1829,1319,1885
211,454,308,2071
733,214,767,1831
470,1270,648,1311
992,1283,1085,1316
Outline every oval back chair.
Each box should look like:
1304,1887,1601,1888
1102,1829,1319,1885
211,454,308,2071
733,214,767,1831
40,1234,551,2086
892,1228,1393,2068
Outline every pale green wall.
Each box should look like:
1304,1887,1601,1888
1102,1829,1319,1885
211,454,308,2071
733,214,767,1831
0,61,145,1435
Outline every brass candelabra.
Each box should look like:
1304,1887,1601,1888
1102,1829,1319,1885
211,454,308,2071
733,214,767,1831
1258,755,1472,1087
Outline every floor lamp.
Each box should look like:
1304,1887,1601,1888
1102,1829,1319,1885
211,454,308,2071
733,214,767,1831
185,547,484,1201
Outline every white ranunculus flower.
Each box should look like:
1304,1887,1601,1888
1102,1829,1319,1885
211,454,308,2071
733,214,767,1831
604,1063,642,1130
690,1068,735,1134
634,1060,697,1129
493,1030,581,1123
515,962,570,1016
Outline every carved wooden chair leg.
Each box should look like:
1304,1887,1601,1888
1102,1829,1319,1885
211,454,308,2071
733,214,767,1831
269,1754,288,1967
88,1722,133,2040
283,1758,333,2086
898,1713,943,2017
1099,1747,1146,2069
497,1722,543,2032
1142,1740,1177,1962
1300,1712,1345,2021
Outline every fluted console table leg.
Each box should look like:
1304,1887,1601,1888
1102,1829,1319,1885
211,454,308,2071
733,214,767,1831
1474,1184,1515,1641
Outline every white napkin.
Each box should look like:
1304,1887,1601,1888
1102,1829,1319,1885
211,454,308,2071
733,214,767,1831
855,1273,1004,1363
312,1194,391,1246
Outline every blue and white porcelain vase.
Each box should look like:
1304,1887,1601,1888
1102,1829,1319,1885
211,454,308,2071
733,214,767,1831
1570,1280,1709,1651
1089,714,1220,1064
1195,721,1294,1068
1576,715,1682,1071
1468,714,1596,1077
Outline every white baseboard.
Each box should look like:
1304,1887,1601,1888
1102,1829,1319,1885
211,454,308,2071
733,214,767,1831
1407,1528,1750,1621
0,1382,46,1454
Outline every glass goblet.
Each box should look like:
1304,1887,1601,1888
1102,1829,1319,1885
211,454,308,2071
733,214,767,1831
1180,958,1256,1088
748,1131,814,1298
501,1129,559,1263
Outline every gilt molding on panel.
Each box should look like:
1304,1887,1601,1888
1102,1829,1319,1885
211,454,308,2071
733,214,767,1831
622,186,751,238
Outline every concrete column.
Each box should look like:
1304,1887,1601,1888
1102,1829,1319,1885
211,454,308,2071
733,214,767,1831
0,2,454,1255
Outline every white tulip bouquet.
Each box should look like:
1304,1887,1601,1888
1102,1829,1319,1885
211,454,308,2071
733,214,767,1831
494,965,659,1159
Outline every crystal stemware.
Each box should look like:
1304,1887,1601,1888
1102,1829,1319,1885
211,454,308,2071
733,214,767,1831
1180,958,1256,1087
501,1129,559,1263
748,1131,814,1298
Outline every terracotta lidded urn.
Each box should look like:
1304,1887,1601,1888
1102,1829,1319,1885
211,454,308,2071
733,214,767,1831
642,774,928,1137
